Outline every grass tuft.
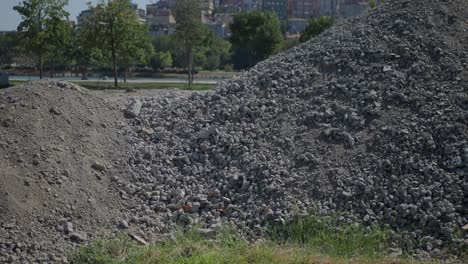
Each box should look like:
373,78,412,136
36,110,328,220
70,216,437,264
270,215,389,258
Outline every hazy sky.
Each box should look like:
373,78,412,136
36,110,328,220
0,0,151,31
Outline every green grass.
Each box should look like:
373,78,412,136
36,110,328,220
70,216,434,264
270,215,389,258
8,80,214,91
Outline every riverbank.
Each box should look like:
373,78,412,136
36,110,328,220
10,80,215,91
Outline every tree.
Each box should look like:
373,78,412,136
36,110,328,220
0,33,17,66
45,20,72,78
152,34,174,53
117,20,153,83
14,0,70,79
195,31,231,71
89,0,153,87
230,11,284,69
172,0,207,88
72,21,103,80
299,16,335,43
150,51,173,70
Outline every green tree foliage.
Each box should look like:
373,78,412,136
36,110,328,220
230,11,284,69
299,16,335,43
14,0,70,79
195,31,231,71
45,20,72,77
150,51,173,69
173,0,207,87
152,35,174,53
88,0,153,87
0,33,18,66
151,32,231,71
71,21,103,80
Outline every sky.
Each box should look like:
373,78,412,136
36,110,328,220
0,0,151,31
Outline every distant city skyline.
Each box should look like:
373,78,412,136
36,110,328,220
0,0,151,31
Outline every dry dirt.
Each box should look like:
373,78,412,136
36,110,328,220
0,80,132,262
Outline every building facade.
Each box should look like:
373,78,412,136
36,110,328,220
146,3,176,36
289,0,321,19
262,0,289,20
77,9,94,26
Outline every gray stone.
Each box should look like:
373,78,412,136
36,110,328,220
124,98,143,118
64,222,74,234
70,232,88,243
91,161,106,172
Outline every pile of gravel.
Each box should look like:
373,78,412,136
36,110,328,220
0,0,466,262
121,0,467,257
0,80,131,263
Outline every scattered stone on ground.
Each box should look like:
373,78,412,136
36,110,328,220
0,0,467,262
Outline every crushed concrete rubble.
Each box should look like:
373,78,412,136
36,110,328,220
0,0,467,262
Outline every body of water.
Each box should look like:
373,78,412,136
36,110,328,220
9,75,221,84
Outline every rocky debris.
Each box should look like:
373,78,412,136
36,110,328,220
64,222,74,234
49,106,62,115
118,220,129,229
120,0,468,257
70,232,88,243
124,98,142,118
129,234,148,245
0,0,467,262
91,161,107,172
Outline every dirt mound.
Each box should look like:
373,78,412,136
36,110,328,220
0,80,130,262
123,0,467,257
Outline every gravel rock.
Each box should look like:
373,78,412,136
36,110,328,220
124,98,142,118
1,0,467,261
121,0,468,255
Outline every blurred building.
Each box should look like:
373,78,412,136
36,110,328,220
319,0,338,16
335,0,369,18
243,0,263,11
289,0,321,19
77,9,94,26
217,0,243,13
146,1,176,36
130,2,147,23
200,0,215,23
262,0,289,20
207,22,229,38
287,18,308,34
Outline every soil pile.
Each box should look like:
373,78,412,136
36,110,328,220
123,0,467,257
0,80,130,262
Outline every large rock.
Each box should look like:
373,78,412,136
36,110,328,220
124,98,142,118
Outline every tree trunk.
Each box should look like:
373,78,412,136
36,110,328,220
39,54,43,80
112,53,118,87
124,67,127,83
110,19,118,88
50,61,55,78
188,48,193,88
81,65,88,80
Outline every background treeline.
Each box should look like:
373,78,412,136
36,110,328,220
2,0,335,87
